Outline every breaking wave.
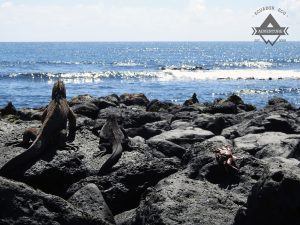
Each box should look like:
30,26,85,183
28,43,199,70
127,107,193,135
4,69,300,82
221,61,273,69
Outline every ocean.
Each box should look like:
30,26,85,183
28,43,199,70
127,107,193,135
0,42,300,109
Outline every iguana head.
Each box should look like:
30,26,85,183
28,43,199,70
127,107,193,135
52,80,67,100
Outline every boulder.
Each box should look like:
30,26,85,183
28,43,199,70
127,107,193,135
144,120,171,132
115,208,137,225
126,126,162,139
263,114,300,133
149,127,214,145
135,172,241,225
0,176,105,225
69,94,97,106
222,109,300,139
0,102,17,116
210,101,238,114
66,151,180,215
234,132,300,159
146,99,176,112
72,102,99,119
235,157,300,225
171,111,199,123
18,108,45,121
147,139,186,158
185,136,266,196
101,94,120,106
267,97,295,110
120,93,149,106
194,113,241,135
68,183,115,224
170,120,193,130
122,111,162,129
209,95,256,114
23,149,88,196
69,94,118,110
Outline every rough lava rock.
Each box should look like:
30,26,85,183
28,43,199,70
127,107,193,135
235,157,300,225
146,99,177,112
0,176,108,225
69,183,116,224
0,102,18,116
234,132,300,159
120,93,149,106
72,102,100,119
66,150,180,215
1,94,300,225
149,127,214,145
135,172,242,225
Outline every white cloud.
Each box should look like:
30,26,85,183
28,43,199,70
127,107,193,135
280,0,300,10
188,0,207,14
0,1,13,8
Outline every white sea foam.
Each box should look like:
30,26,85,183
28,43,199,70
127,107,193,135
113,61,142,67
222,61,273,69
157,69,300,81
8,69,300,81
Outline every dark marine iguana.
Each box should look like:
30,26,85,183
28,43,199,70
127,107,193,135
0,80,76,177
96,114,128,175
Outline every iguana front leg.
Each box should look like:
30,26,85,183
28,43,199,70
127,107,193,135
5,128,39,148
55,129,78,151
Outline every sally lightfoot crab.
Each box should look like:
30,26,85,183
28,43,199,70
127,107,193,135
215,145,238,172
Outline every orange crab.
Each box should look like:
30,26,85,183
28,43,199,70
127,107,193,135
215,145,238,172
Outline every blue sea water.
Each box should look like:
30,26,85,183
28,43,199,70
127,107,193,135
0,42,300,108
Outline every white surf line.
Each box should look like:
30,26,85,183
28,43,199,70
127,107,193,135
159,69,300,81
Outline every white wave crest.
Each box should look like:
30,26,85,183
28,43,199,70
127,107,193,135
8,69,300,81
222,61,273,69
158,69,300,81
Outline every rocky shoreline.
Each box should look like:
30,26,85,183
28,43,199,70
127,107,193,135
1,92,300,225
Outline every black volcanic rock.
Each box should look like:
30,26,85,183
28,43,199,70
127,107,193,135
0,102,17,116
1,93,300,225
235,157,300,225
234,132,300,159
126,125,162,139
146,99,177,112
18,108,45,121
66,151,180,215
68,183,115,224
120,93,149,106
69,94,98,106
0,177,106,225
209,94,256,114
23,149,88,196
135,171,242,225
268,97,295,110
72,102,100,119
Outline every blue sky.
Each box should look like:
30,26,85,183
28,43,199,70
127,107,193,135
0,0,299,41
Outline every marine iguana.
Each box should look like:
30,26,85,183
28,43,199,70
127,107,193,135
96,114,127,175
0,80,76,177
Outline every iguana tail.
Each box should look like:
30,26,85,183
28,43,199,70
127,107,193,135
98,141,123,175
0,137,43,178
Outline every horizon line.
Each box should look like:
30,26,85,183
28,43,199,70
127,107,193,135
0,40,299,43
